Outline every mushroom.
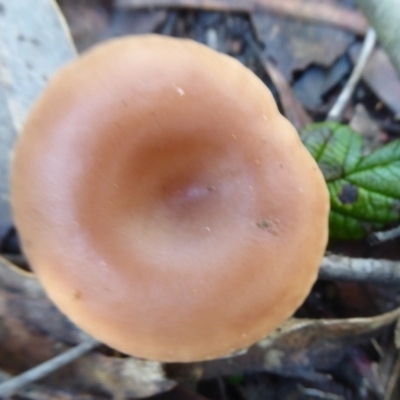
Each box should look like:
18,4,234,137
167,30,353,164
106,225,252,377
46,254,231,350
11,35,329,362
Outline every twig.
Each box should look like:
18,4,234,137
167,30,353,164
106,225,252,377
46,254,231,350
298,385,344,400
327,28,377,121
262,58,312,130
319,255,400,285
384,352,400,400
115,0,368,35
369,225,400,244
159,9,179,35
0,338,99,398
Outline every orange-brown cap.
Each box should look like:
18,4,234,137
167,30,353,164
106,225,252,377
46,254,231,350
11,35,329,362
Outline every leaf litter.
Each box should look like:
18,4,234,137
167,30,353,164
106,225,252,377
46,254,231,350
1,0,400,398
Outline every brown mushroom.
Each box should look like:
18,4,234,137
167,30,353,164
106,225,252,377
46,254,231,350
11,35,329,362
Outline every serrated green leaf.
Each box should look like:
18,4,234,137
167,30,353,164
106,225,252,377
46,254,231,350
301,122,400,240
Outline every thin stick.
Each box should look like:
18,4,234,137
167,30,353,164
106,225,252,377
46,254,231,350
327,28,377,121
370,225,400,244
319,255,400,285
384,352,400,400
0,338,99,398
262,59,312,130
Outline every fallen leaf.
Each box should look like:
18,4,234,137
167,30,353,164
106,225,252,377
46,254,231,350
58,0,110,52
293,56,351,110
0,92,15,242
166,308,400,382
51,353,174,399
0,0,76,242
237,377,347,400
350,104,385,151
253,12,354,80
2,255,399,394
0,256,175,398
107,9,167,38
115,0,368,35
0,0,76,130
58,1,167,52
350,44,400,118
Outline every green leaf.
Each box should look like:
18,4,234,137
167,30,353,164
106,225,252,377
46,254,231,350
301,122,400,240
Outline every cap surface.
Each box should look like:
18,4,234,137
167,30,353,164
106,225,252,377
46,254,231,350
12,35,329,362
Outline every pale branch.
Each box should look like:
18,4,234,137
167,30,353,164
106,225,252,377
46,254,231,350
370,225,400,244
327,28,376,121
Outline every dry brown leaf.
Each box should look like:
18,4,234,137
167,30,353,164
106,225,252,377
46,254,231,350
350,104,386,151
2,254,400,394
58,0,167,52
292,56,351,111
350,44,400,118
106,9,167,39
0,256,175,398
167,308,400,382
237,377,348,400
253,12,354,80
49,353,175,399
115,0,368,34
57,0,110,52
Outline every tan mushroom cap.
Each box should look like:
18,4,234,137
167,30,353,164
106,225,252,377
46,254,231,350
11,35,329,362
